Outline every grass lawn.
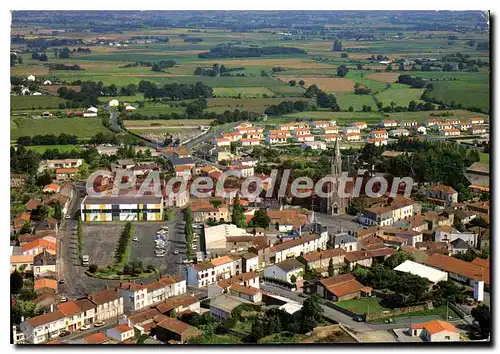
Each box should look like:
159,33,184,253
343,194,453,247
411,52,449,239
25,145,83,153
337,297,388,315
370,305,461,324
11,117,109,140
479,153,490,163
231,320,252,335
336,92,376,111
135,104,185,116
11,95,67,110
259,332,307,344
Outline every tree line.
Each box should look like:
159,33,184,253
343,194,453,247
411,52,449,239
198,45,306,59
17,133,78,146
137,80,213,101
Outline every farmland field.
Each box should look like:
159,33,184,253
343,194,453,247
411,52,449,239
11,117,108,140
365,72,400,83
134,104,185,116
206,97,309,114
213,87,277,98
123,119,213,128
375,88,425,106
277,77,355,92
424,80,489,113
25,145,83,153
11,95,67,110
335,92,376,111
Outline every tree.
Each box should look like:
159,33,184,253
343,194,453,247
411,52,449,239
11,270,24,294
471,304,491,337
54,202,63,221
332,40,343,52
384,249,414,268
328,258,335,276
250,319,265,341
432,280,467,307
298,80,305,86
301,294,323,321
249,209,270,228
288,80,297,87
337,64,349,78
290,274,297,284
231,195,246,228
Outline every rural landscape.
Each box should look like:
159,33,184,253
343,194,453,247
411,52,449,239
10,11,490,346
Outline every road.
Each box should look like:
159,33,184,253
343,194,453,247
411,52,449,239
60,317,119,343
101,106,124,134
260,283,468,333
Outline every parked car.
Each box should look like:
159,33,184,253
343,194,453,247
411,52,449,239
353,316,364,322
59,330,70,337
60,297,68,303
94,321,105,327
174,249,179,255
80,325,91,331
58,279,65,284
132,237,139,242
156,253,165,258
160,226,169,230
65,215,71,219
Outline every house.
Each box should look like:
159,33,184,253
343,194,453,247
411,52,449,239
332,233,359,252
203,223,248,251
468,117,485,125
424,185,458,206
108,99,119,107
74,298,97,326
455,122,472,131
344,248,395,271
240,138,262,146
87,288,124,321
39,159,83,172
22,239,57,256
10,254,34,273
186,255,242,288
208,272,260,299
266,135,287,144
434,225,477,247
55,168,78,181
221,132,243,142
379,120,398,128
191,202,229,223
367,137,388,146
34,278,58,293
227,165,254,178
380,226,423,247
450,238,470,255
83,109,98,118
389,129,410,137
424,253,489,286
468,125,487,135
400,121,418,128
295,134,315,143
242,252,259,273
27,75,36,81
323,134,339,142
344,132,361,141
315,274,372,302
229,283,262,303
125,105,137,111
310,121,331,129
417,126,427,135
410,320,459,342
370,130,388,139
20,310,67,344
424,119,440,127
33,249,57,277
358,199,419,226
81,195,164,222
43,184,60,193
302,249,346,274
154,295,200,317
342,126,361,135
209,294,254,320
59,301,86,332
79,332,110,344
106,324,135,342
321,126,338,135
263,258,305,289
439,128,460,137
301,141,326,150
265,232,328,264
155,318,202,344
351,122,368,130
394,260,448,284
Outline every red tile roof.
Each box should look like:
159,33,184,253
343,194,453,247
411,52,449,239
425,253,489,285
83,332,108,344
22,239,57,253
411,320,457,335
114,324,134,333
59,300,82,316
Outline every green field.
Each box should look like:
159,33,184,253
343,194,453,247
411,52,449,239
375,88,425,106
11,117,108,140
336,92,376,111
425,81,489,113
11,95,66,110
25,145,83,153
213,87,277,98
136,104,185,116
480,153,490,163
337,297,388,315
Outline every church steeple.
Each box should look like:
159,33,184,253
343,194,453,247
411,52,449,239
331,137,342,176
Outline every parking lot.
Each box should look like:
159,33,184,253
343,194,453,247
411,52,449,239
82,224,124,266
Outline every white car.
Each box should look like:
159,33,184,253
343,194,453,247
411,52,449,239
174,249,179,255
80,325,91,331
60,297,68,303
155,253,165,257
161,226,169,230
132,237,139,242
65,215,71,219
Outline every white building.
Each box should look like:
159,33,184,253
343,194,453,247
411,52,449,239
215,138,231,147
204,224,248,250
186,255,242,288
20,310,67,344
106,324,135,342
264,258,305,284
241,138,262,146
27,75,36,81
80,195,164,222
389,129,410,137
301,141,326,150
394,260,448,284
43,80,52,85
410,320,460,342
108,99,119,107
87,288,124,322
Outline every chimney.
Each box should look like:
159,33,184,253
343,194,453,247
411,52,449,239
50,304,54,313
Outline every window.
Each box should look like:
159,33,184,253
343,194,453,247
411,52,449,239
445,336,450,340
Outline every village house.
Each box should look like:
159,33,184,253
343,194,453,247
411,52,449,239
439,128,460,137
106,324,135,342
370,130,389,140
424,119,439,127
310,121,331,129
209,294,254,320
186,255,242,288
227,165,254,178
321,126,339,135
389,129,410,137
344,132,361,141
215,138,231,147
367,137,388,146
301,141,326,150
468,117,485,125
358,199,420,226
468,125,487,135
191,203,230,223
379,120,398,128
39,159,83,172
344,248,395,271
87,288,124,321
266,135,287,145
264,258,305,288
302,249,346,274
350,121,368,130
323,134,339,142
424,253,489,287
400,121,418,128
55,168,78,181
312,274,372,302
424,185,458,207
155,317,202,344
332,233,359,252
240,138,262,146
379,226,423,247
229,283,262,303
410,320,460,342
20,310,67,344
265,232,328,265
221,132,242,142
342,126,361,135
207,272,260,299
295,134,315,142
108,99,119,107
456,122,472,131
